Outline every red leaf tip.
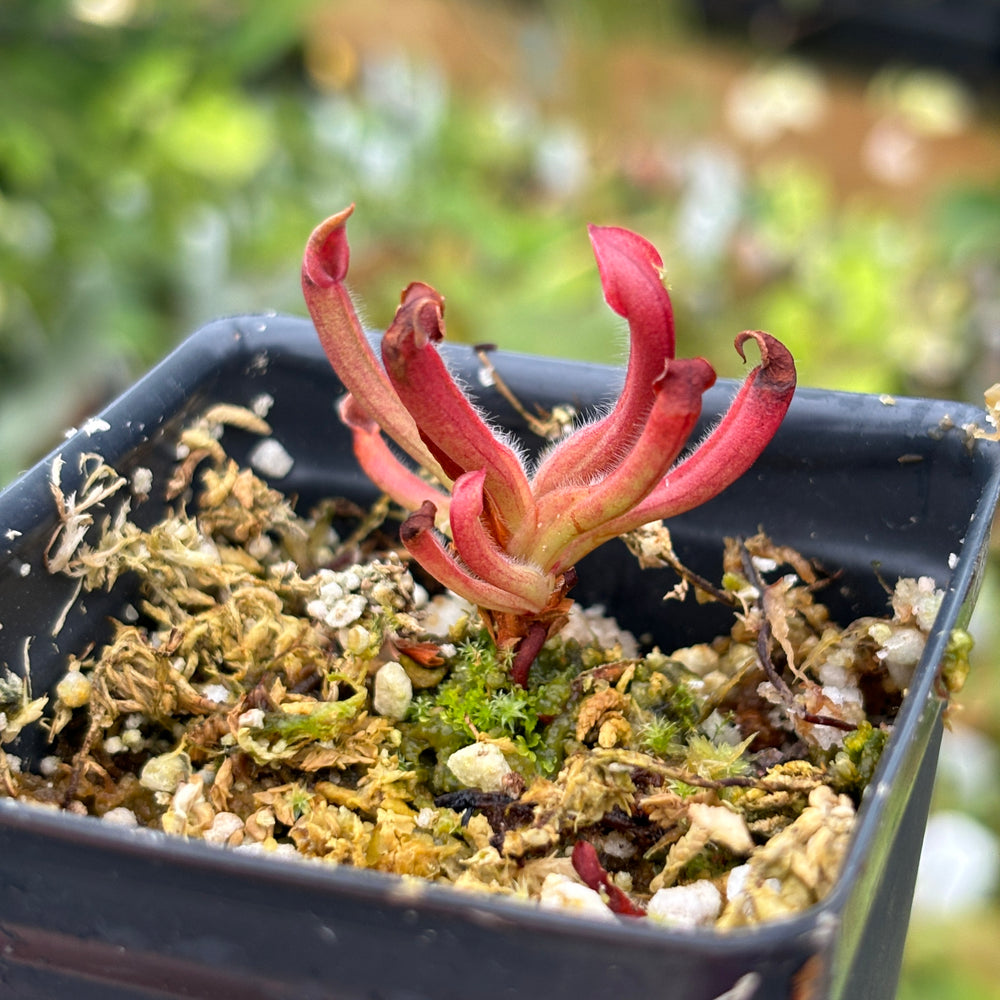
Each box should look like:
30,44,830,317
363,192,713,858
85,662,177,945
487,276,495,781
400,500,438,545
303,204,355,288
398,282,447,348
735,331,795,391
587,224,667,318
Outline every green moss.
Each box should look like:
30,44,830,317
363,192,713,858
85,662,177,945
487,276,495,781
682,733,754,782
400,629,578,785
941,627,973,696
826,721,890,797
636,717,683,757
235,690,368,765
625,657,707,762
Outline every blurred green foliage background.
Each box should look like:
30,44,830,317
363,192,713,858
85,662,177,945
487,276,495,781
2,0,1000,993
5,0,1000,485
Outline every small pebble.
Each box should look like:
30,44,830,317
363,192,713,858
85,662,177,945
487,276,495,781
38,755,61,777
415,807,437,830
420,593,474,634
131,466,153,497
446,742,511,792
122,729,146,750
55,670,91,708
139,751,192,794
204,812,246,845
102,807,138,827
248,438,294,479
539,874,617,922
343,624,372,655
237,708,266,729
373,661,413,721
726,864,750,904
647,880,722,927
250,393,274,418
202,683,230,704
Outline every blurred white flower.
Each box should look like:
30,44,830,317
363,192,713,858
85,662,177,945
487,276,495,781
534,122,589,198
868,68,973,138
674,145,744,263
71,0,136,27
862,119,923,185
912,811,1000,915
725,61,827,145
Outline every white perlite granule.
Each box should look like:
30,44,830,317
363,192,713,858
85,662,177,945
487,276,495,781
647,879,722,927
446,742,511,792
373,661,413,721
248,438,294,479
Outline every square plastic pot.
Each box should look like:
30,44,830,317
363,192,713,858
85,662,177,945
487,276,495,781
1,315,998,1000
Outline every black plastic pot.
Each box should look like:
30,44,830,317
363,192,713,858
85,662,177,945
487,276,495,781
1,315,998,1000
694,0,1000,87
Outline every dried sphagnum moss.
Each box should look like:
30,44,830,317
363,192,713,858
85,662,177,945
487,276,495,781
1,406,965,930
